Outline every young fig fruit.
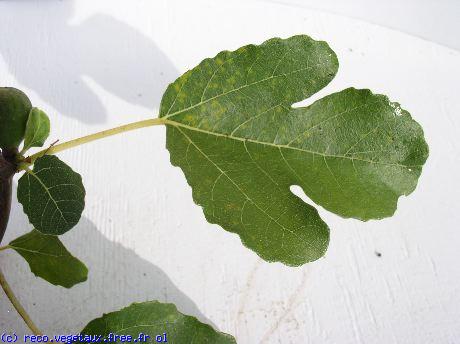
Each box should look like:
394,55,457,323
0,87,32,149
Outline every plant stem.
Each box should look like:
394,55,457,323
0,267,43,335
0,245,10,251
27,117,166,164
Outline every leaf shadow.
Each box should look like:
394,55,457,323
0,183,216,334
0,0,177,123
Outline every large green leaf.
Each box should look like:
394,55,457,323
80,301,236,344
17,155,85,235
9,230,87,288
160,35,429,266
22,107,50,152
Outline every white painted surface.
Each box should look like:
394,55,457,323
1,1,459,343
261,0,460,50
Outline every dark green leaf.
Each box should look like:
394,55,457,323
80,301,236,344
9,230,87,288
17,155,85,235
22,107,50,152
160,35,428,266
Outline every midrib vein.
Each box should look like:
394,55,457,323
11,246,65,258
164,120,418,169
27,170,69,225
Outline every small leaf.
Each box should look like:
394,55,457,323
9,230,87,288
160,35,429,266
80,301,236,344
22,107,50,152
17,155,85,235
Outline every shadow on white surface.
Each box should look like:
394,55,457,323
0,183,215,333
0,0,177,123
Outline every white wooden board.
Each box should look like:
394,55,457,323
1,1,459,343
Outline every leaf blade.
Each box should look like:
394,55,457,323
80,301,236,343
17,155,85,235
9,230,87,288
22,107,50,152
160,35,428,265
